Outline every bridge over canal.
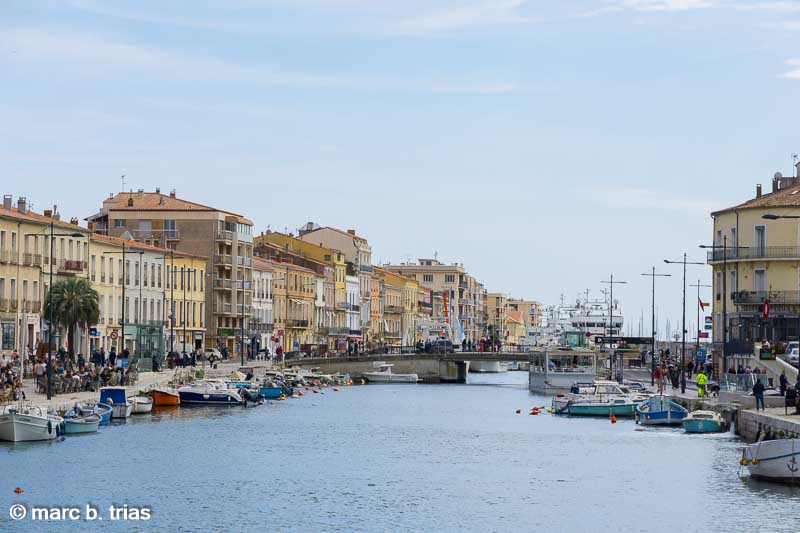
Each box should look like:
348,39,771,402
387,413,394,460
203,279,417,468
279,352,532,383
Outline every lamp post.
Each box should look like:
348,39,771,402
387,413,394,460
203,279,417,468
640,268,671,386
689,280,712,366
664,254,705,393
28,216,87,401
600,275,627,382
700,235,729,374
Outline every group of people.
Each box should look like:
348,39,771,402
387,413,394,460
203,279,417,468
0,352,25,401
653,363,710,396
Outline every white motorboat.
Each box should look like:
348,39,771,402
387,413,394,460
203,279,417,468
363,364,420,384
131,395,154,414
742,439,800,484
552,380,645,417
0,404,64,442
529,346,598,393
178,380,244,404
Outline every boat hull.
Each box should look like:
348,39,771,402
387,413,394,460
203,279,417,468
744,439,800,484
110,403,134,419
529,371,597,394
683,419,724,433
132,397,153,414
259,387,284,399
63,416,100,435
148,390,180,407
0,412,62,442
363,373,419,383
636,396,688,426
567,403,636,417
178,391,243,405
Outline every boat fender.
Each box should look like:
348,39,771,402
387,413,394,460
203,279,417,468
546,408,553,414
48,420,53,435
740,458,750,466
751,458,759,465
14,487,23,494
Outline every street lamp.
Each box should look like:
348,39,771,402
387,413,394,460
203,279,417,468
664,254,705,393
641,268,671,386
27,213,87,401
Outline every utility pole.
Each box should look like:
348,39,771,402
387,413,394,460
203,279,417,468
641,268,671,386
664,254,705,393
690,280,712,358
601,275,627,382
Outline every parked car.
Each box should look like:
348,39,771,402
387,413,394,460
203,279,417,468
788,348,799,366
204,348,222,363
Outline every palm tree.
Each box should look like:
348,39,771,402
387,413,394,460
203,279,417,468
45,278,100,357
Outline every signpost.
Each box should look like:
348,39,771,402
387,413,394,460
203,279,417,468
593,336,652,346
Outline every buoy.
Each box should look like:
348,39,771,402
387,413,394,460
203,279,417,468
610,414,617,424
530,407,540,416
546,408,553,414
305,387,310,391
515,409,522,414
752,459,759,465
14,487,23,494
312,390,319,394
298,391,304,397
740,459,750,466
332,388,339,392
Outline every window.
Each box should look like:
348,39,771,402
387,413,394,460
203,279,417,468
143,262,148,287
164,219,177,239
91,255,96,281
134,262,140,286
114,219,126,227
730,270,737,296
125,261,131,285
157,264,162,288
754,225,766,257
166,266,170,289
200,303,204,327
200,270,204,291
445,274,455,283
193,270,197,291
423,274,433,283
754,269,766,293
1,323,14,350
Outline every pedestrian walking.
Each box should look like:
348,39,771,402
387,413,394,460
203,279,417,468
654,365,665,395
780,371,789,397
753,379,766,411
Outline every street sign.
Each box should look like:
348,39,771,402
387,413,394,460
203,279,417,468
704,316,712,325
109,330,118,340
704,324,712,330
89,327,99,337
593,336,651,346
698,331,709,339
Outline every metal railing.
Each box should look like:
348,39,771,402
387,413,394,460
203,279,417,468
720,373,771,392
59,259,86,272
359,264,373,272
22,253,41,266
214,254,233,266
0,251,17,264
215,302,233,314
216,230,234,241
384,305,404,314
250,322,274,333
286,319,309,328
237,256,252,267
707,246,800,263
214,278,233,289
732,290,800,305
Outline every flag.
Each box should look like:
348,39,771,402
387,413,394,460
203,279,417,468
698,298,709,311
763,299,770,320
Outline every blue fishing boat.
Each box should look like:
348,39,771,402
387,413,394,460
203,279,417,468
682,410,726,433
635,395,688,426
259,385,284,399
63,413,101,435
99,387,133,418
178,381,243,405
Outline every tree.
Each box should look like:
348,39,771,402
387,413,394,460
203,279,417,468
45,278,100,357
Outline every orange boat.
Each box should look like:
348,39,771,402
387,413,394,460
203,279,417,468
147,387,180,407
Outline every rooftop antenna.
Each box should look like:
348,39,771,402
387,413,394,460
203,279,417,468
434,250,438,261
794,154,798,177
121,174,127,192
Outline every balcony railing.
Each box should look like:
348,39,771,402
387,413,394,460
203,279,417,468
164,229,180,240
707,246,800,263
22,253,41,266
237,256,252,267
214,278,233,290
0,251,17,264
59,259,86,273
250,322,274,333
216,230,234,242
286,319,309,328
0,299,18,312
359,264,373,273
215,302,233,314
328,326,349,335
214,254,233,266
384,305,404,314
732,290,800,305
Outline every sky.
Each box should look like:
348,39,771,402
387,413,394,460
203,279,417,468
3,0,800,340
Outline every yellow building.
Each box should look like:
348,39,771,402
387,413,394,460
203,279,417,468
270,259,316,353
486,293,508,344
0,196,91,357
164,252,207,353
709,168,800,370
375,268,414,346
255,232,347,341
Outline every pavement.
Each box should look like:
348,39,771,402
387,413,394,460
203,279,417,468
16,359,267,410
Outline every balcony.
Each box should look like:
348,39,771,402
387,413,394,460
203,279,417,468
0,299,17,312
328,326,349,335
458,282,469,289
0,251,17,264
59,259,86,273
359,264,373,273
384,305,404,314
237,256,252,267
215,302,234,314
214,254,233,267
216,230,234,242
164,229,180,241
732,290,800,305
707,246,800,263
286,319,309,328
22,253,41,266
250,322,274,333
213,278,233,290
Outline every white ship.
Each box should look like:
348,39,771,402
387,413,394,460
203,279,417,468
526,293,624,348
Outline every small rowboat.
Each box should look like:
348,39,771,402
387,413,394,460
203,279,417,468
147,387,180,407
683,410,725,433
636,396,688,426
131,395,154,414
63,413,101,435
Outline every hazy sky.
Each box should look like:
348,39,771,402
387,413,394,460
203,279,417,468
3,0,800,339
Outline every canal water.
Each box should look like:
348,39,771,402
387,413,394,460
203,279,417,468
1,371,798,532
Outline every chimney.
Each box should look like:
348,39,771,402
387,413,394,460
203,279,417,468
155,187,161,194
347,229,355,235
127,197,134,207
17,197,27,214
170,189,176,198
756,184,762,198
43,209,52,218
2,195,11,210
70,217,78,225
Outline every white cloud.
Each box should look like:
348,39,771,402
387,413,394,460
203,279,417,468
2,29,523,94
621,0,716,11
781,59,800,78
389,0,533,34
732,1,800,13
